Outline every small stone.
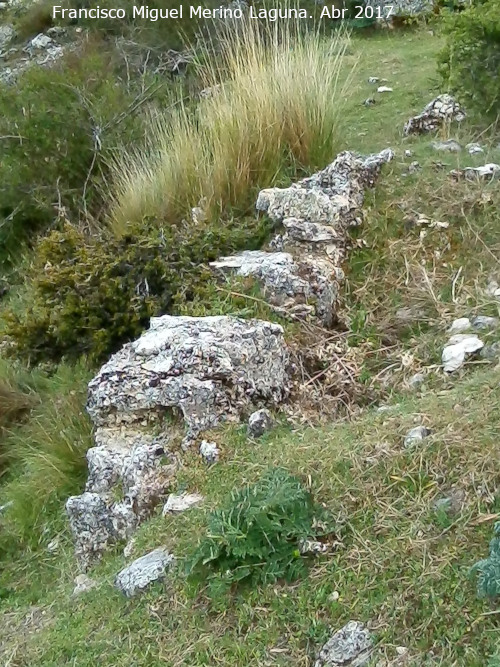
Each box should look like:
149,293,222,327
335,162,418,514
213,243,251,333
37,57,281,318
404,149,412,157
115,548,174,598
377,86,393,93
442,334,484,372
396,646,408,656
404,425,431,448
448,317,471,334
431,139,461,153
485,280,500,299
368,76,379,83
467,142,484,155
404,95,466,135
72,574,98,597
457,163,500,180
247,408,274,438
47,538,60,553
0,24,15,50
299,539,328,555
471,315,498,331
199,440,219,464
480,342,500,361
407,372,425,390
123,538,136,558
27,33,53,50
408,161,421,174
363,97,376,107
315,620,373,667
162,492,203,514
329,591,340,602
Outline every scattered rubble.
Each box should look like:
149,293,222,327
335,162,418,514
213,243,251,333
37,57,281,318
115,548,175,598
247,408,274,438
404,95,466,135
315,620,373,667
162,493,203,514
442,334,484,372
404,425,431,447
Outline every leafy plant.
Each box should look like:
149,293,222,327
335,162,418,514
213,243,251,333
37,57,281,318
186,468,333,597
471,521,500,599
439,0,500,118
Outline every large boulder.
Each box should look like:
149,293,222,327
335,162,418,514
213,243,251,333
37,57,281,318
404,95,466,135
87,315,290,437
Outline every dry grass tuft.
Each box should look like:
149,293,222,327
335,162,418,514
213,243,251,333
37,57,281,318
109,17,352,234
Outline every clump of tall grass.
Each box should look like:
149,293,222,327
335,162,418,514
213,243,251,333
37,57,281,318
110,17,352,234
0,362,92,552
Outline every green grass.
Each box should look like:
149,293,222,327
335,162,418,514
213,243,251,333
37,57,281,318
1,367,500,665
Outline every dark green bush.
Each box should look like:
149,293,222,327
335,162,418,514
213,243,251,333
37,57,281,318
439,0,500,117
471,521,500,599
0,42,172,265
186,468,333,597
4,214,272,365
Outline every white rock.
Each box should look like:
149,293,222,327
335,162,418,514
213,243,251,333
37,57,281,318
27,33,53,50
200,440,219,464
367,76,379,83
407,372,425,390
162,493,203,514
0,24,15,50
485,280,500,299
404,150,412,157
315,621,373,666
442,334,484,372
431,139,461,153
377,86,393,93
461,164,500,180
448,317,471,334
404,425,431,447
115,548,174,598
467,143,484,155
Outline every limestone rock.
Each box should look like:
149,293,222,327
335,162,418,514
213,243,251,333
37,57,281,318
115,548,174,597
431,139,461,153
448,317,471,334
26,33,53,50
72,574,98,597
467,143,484,155
471,315,498,331
0,24,15,50
211,251,340,326
315,621,373,666
404,95,466,135
247,408,274,438
199,440,219,464
377,86,393,93
404,425,431,447
452,163,500,181
162,493,203,514
87,315,290,439
442,334,484,372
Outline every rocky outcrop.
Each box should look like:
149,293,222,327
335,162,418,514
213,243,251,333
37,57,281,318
67,315,290,568
315,621,373,666
87,315,290,437
404,95,466,135
211,150,393,325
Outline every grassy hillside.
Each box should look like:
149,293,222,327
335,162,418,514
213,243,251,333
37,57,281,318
1,17,500,667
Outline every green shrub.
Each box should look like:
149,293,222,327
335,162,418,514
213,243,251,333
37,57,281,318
0,42,171,265
15,0,54,39
471,521,500,599
4,213,272,364
186,468,333,597
439,0,500,117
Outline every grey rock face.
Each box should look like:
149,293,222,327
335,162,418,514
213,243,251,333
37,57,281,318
211,251,340,326
87,315,290,438
404,95,466,135
214,150,392,326
247,408,274,438
115,548,175,597
404,425,431,447
315,621,373,666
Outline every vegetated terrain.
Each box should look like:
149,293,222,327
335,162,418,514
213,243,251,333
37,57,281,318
1,1,500,665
